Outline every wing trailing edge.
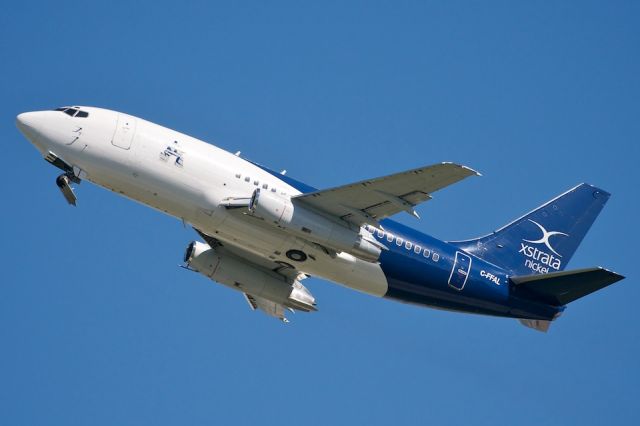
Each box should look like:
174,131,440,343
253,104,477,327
293,162,479,226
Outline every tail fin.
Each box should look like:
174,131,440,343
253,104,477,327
452,183,610,275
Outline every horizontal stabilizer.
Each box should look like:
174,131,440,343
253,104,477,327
511,267,624,306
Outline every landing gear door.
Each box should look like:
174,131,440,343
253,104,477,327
448,251,472,291
112,113,137,150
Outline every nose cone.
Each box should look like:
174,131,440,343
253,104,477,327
17,111,34,129
16,111,45,140
16,110,65,152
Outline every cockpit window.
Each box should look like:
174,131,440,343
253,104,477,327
53,106,89,118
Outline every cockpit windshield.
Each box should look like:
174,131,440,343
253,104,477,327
54,106,89,118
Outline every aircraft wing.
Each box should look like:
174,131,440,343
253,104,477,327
292,162,479,225
243,293,290,323
194,228,309,322
195,228,303,281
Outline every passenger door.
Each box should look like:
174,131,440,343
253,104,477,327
112,113,137,149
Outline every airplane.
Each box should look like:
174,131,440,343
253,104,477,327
16,106,625,331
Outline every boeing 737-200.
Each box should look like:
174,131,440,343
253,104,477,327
16,106,625,331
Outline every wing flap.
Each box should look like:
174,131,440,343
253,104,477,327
293,162,478,225
243,293,290,323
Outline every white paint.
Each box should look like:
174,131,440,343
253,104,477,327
16,106,389,298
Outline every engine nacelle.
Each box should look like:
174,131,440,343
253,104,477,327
248,188,382,262
184,241,316,312
249,187,295,224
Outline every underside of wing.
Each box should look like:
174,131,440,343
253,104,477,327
243,293,291,322
292,162,479,226
192,228,314,323
194,228,302,281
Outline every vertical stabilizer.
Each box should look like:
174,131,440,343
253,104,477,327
452,184,610,276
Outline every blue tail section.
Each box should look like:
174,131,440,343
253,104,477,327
452,183,610,276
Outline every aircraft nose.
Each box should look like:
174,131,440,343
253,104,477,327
16,111,44,135
16,111,58,151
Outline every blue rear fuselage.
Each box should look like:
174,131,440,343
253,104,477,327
375,220,563,320
259,164,563,321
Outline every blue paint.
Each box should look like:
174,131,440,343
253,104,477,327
250,160,319,194
452,183,610,276
373,219,563,320
271,171,608,321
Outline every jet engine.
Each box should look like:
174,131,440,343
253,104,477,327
248,188,383,262
184,241,316,312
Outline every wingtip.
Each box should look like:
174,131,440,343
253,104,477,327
461,164,482,177
441,162,482,177
598,267,625,282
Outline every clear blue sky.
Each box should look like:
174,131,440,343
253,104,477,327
1,1,638,425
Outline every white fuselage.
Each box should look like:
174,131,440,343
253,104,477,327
17,107,389,297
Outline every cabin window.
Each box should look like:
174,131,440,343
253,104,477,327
235,173,241,179
271,188,276,192
396,238,403,246
244,177,250,182
405,241,412,250
386,234,394,243
423,248,431,258
262,184,268,189
433,253,440,262
414,245,421,254
54,106,88,118
377,229,384,238
253,180,259,186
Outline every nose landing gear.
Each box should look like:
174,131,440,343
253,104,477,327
56,173,80,206
45,151,82,206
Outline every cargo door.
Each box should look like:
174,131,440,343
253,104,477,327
448,251,472,291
